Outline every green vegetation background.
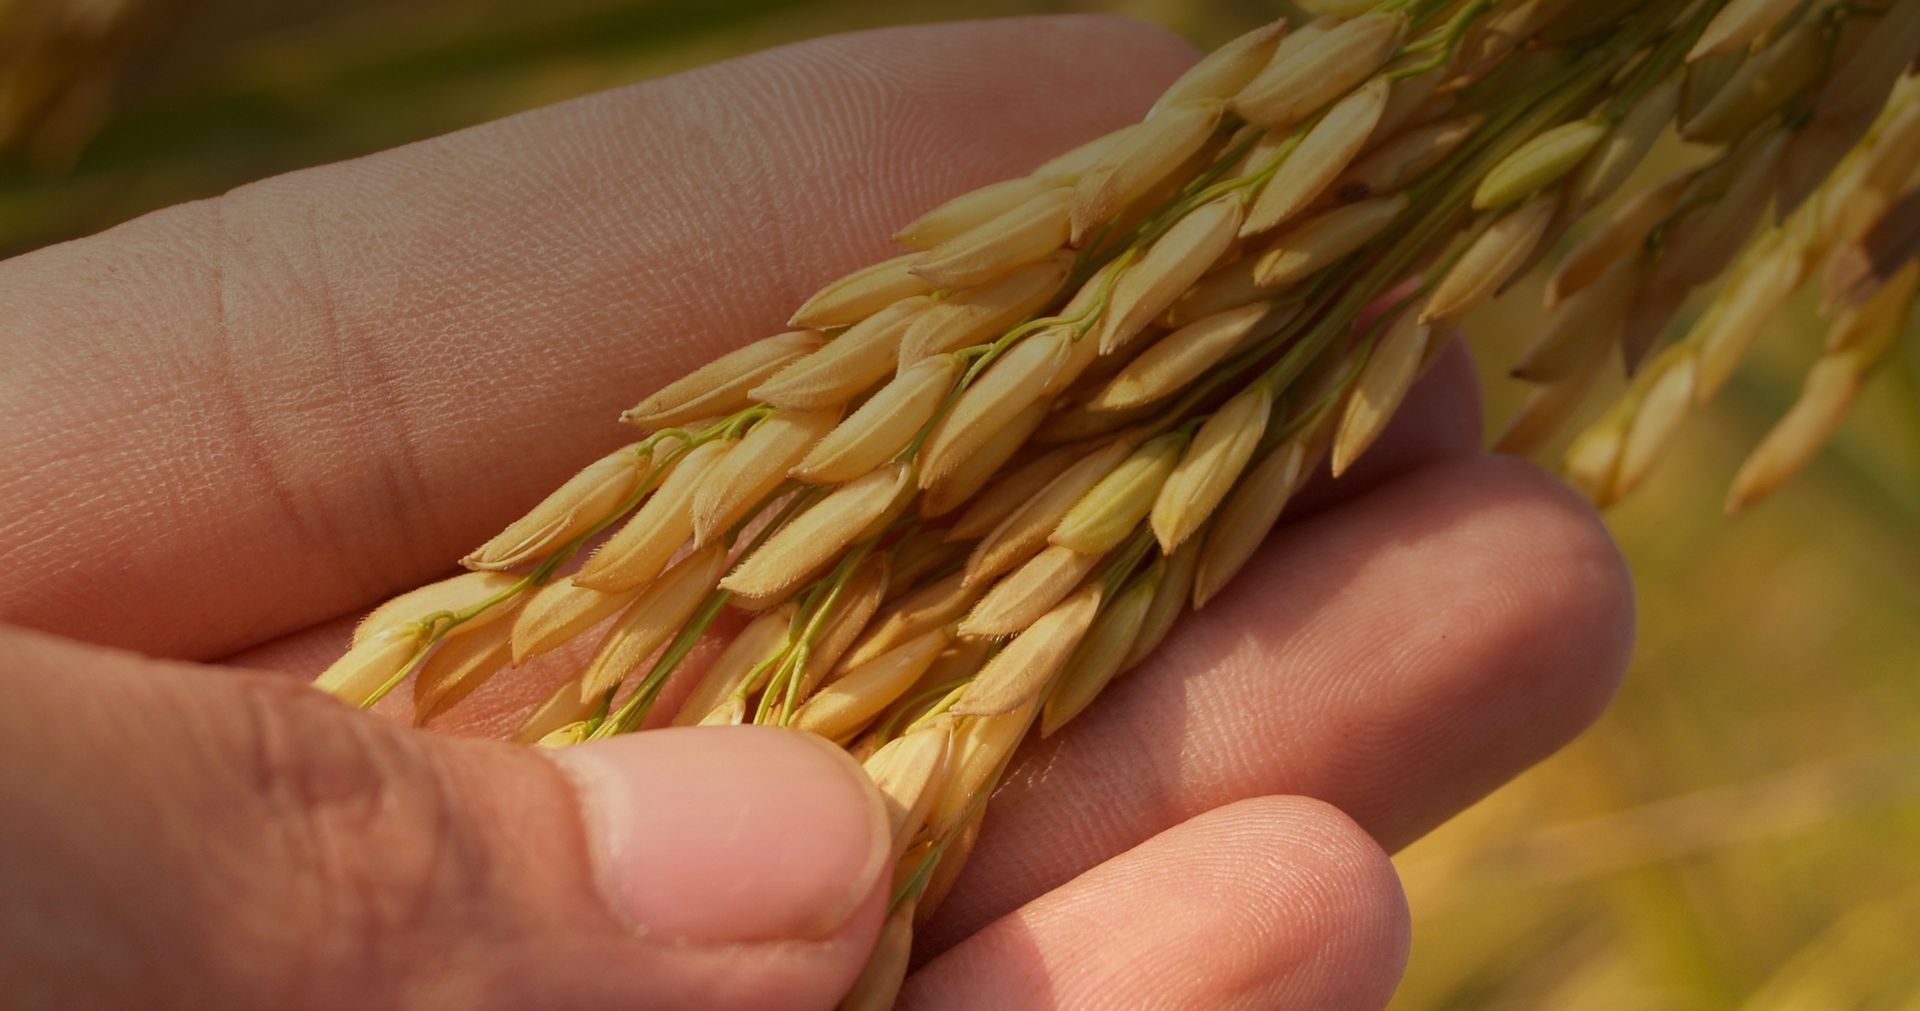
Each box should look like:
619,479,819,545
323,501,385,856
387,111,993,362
7,1,1917,1005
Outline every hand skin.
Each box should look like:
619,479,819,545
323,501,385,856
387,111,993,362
0,16,1635,1011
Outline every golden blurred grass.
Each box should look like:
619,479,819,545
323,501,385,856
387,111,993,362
5,0,1916,1005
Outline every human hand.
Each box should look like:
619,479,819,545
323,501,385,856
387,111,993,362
0,17,1633,1009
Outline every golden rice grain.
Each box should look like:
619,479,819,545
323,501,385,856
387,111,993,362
313,624,423,706
967,436,1137,586
789,253,938,329
355,570,525,646
1333,314,1431,477
1474,119,1608,210
1573,78,1680,210
621,330,822,428
510,577,644,664
894,176,1054,249
898,254,1071,366
692,407,840,542
577,545,727,701
1690,0,1807,61
1682,23,1825,145
1242,76,1392,236
1096,196,1245,353
1660,130,1790,290
573,437,731,592
946,443,1088,541
1612,348,1698,500
1091,302,1281,411
953,584,1103,715
512,676,598,745
794,555,890,699
795,630,948,741
920,331,1071,485
920,398,1052,517
1068,98,1225,244
794,356,959,485
1165,257,1286,325
1042,572,1156,735
1691,237,1809,403
753,296,932,409
670,603,796,726
411,620,514,723
909,188,1072,289
914,809,982,923
958,544,1103,639
463,446,646,570
721,462,913,601
1151,19,1289,117
1194,438,1309,608
1252,194,1407,286
841,902,915,1011
1052,432,1186,555
1123,543,1199,669
1152,381,1273,551
1338,114,1483,199
1425,192,1560,324
1232,14,1406,130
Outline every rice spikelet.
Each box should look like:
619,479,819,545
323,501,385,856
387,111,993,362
692,407,840,542
356,570,525,646
920,331,1071,485
1042,573,1156,735
1095,196,1245,353
1243,76,1392,235
1052,432,1186,555
909,188,1072,289
1232,14,1406,130
621,331,821,428
671,603,797,726
754,297,932,409
721,462,913,601
463,446,646,570
895,176,1053,249
1091,303,1282,410
952,585,1103,715
958,544,1103,639
1253,194,1407,286
1425,193,1559,324
1151,381,1273,552
574,438,731,592
795,630,948,741
1333,314,1432,477
794,356,959,484
577,545,726,701
789,253,938,329
1069,99,1225,244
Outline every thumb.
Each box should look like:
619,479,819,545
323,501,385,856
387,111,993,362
0,625,890,1011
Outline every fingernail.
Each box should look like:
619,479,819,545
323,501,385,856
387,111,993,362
549,726,889,943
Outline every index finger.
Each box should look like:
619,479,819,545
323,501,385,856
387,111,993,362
0,16,1197,660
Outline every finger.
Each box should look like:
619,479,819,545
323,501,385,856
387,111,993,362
924,455,1633,950
0,624,890,1010
901,797,1408,1011
0,16,1197,661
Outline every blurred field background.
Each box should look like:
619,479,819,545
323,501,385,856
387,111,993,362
6,0,1918,1006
